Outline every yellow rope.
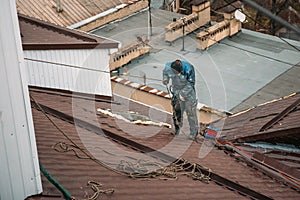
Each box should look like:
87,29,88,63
119,158,211,183
84,181,114,200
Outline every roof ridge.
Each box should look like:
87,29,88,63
230,92,298,118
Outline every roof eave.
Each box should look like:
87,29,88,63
22,43,118,50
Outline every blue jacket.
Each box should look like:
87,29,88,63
163,60,196,100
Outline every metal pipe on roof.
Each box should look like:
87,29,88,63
240,0,300,36
148,0,153,36
181,18,185,51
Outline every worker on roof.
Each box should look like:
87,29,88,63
162,60,199,140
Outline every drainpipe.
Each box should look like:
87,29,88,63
181,18,185,51
148,0,153,37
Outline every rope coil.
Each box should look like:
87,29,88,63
84,181,114,200
118,158,211,183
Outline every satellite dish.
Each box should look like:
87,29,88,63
234,10,246,22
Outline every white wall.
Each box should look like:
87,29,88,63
0,0,42,199
24,48,114,96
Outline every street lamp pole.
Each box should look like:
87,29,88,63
181,18,185,51
148,0,153,37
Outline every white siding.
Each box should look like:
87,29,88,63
24,48,114,97
0,0,42,199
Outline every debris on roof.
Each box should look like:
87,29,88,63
97,108,172,128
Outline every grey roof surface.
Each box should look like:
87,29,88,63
92,8,300,113
231,64,300,113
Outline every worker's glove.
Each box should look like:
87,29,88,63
179,94,185,101
162,79,169,85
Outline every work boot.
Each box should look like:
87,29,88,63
188,134,196,140
188,132,198,140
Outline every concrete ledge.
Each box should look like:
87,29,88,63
111,76,228,124
76,0,148,32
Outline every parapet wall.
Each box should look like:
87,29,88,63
109,37,151,71
196,17,241,50
196,20,231,50
111,76,228,124
165,1,211,42
164,0,242,49
77,0,148,32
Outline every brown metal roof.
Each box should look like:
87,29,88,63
16,0,146,31
213,93,300,146
26,87,300,199
209,92,300,191
16,0,128,27
19,14,119,50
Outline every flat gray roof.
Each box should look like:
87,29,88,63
92,8,300,113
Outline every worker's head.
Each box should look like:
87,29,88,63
171,60,182,74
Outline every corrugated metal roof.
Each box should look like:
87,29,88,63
16,0,141,28
26,87,300,199
213,93,300,146
209,92,300,190
19,14,119,50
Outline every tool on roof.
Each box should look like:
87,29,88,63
203,126,220,139
166,84,182,135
